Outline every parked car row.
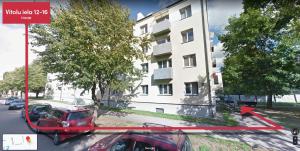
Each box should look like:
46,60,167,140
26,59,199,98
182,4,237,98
2,97,25,110
2,99,193,150
4,96,19,105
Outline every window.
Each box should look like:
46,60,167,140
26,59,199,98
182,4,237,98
68,111,90,120
141,85,148,95
182,29,194,43
156,15,169,23
211,46,214,52
140,24,148,34
185,82,198,95
180,5,192,20
214,74,219,85
212,59,217,68
51,110,64,119
142,46,149,53
156,36,170,44
110,139,131,151
156,108,164,113
158,59,172,68
159,84,172,95
141,63,148,73
183,54,196,67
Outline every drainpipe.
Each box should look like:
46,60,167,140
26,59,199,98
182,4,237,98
201,0,213,117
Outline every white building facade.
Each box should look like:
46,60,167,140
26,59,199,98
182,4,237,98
45,0,217,117
126,0,216,117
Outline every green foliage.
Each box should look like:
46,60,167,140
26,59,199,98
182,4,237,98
0,61,47,97
199,145,210,151
29,60,47,97
30,0,148,101
220,1,300,106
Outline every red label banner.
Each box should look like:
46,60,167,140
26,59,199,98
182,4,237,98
2,2,50,24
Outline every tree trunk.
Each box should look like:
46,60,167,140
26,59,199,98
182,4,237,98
293,92,298,103
107,88,111,107
35,92,39,98
266,95,273,109
20,92,23,99
273,95,276,103
91,82,97,102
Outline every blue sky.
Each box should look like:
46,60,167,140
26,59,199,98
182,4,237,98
0,0,243,79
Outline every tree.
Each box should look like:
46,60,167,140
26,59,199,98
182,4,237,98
0,61,47,98
220,0,300,108
30,0,149,104
29,61,47,98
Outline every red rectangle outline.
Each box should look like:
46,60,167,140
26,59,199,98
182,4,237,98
2,2,50,24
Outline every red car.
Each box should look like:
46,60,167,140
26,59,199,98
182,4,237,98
36,108,95,145
88,123,193,151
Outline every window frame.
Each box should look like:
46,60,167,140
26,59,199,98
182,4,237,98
180,5,192,20
185,82,199,95
141,63,149,73
181,29,194,43
156,15,169,23
158,84,173,95
141,85,149,95
158,59,172,69
183,54,196,67
140,24,148,34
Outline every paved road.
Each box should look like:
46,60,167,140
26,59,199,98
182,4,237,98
0,105,107,151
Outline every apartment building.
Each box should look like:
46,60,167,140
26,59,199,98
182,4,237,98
127,0,215,117
45,0,216,117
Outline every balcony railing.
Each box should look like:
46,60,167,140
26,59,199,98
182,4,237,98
153,68,173,80
153,42,172,56
152,20,171,35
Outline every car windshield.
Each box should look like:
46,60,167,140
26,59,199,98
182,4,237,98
34,106,51,112
67,111,90,120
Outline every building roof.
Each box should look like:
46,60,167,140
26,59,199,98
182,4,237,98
136,0,184,23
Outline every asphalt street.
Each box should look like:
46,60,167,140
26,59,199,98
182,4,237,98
0,104,107,151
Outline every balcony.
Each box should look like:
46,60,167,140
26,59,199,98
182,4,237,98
153,68,173,80
153,42,172,56
152,20,171,35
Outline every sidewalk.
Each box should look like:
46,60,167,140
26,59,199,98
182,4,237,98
212,113,299,151
96,110,299,151
29,100,299,150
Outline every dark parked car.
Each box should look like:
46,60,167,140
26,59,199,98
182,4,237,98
5,97,19,105
8,99,25,110
21,103,52,122
36,108,95,145
88,123,193,151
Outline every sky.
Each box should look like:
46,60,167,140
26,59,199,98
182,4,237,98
0,0,243,80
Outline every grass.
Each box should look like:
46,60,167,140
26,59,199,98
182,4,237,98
189,135,251,151
256,102,300,129
99,106,239,126
199,145,211,151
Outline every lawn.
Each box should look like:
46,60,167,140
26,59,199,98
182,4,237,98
256,102,300,129
189,135,253,151
99,106,239,126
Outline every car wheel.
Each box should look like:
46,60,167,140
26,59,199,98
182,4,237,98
53,132,61,145
35,122,40,134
